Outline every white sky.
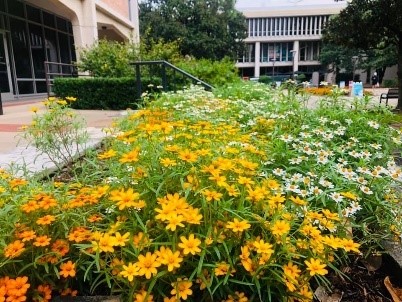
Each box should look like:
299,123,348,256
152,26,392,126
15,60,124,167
235,0,346,9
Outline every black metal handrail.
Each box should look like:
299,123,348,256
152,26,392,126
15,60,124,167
131,60,214,99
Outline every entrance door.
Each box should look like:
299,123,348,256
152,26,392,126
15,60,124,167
0,32,13,100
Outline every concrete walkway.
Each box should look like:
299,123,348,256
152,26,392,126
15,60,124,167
0,97,126,175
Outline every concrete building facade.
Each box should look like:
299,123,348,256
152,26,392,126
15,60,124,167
236,1,346,83
0,0,139,100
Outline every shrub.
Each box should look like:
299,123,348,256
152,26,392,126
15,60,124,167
78,40,135,77
53,77,141,110
78,39,183,78
176,57,240,87
383,79,398,88
258,75,273,84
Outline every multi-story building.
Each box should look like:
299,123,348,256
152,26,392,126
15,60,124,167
235,0,346,82
0,0,139,100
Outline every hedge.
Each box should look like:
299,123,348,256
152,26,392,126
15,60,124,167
53,77,141,110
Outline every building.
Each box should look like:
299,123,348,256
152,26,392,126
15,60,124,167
0,0,139,101
235,0,346,83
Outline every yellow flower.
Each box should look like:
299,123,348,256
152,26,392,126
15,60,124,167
270,220,291,236
283,262,301,281
165,213,185,231
95,233,117,253
133,289,153,302
120,262,138,281
171,278,193,300
340,238,361,253
97,149,117,159
214,262,235,276
119,147,140,163
114,232,130,247
201,189,223,202
158,247,183,272
178,149,198,163
178,234,201,255
160,158,177,167
135,252,161,279
304,258,328,276
253,239,273,256
226,218,251,233
109,188,141,210
30,106,38,113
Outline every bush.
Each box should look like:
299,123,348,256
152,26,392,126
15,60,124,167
383,79,398,88
258,75,273,84
78,39,183,78
53,77,141,110
78,40,135,77
176,57,240,87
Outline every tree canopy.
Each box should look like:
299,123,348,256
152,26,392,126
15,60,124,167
139,0,247,60
325,0,402,108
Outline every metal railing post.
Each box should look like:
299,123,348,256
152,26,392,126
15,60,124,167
135,64,142,99
161,63,167,92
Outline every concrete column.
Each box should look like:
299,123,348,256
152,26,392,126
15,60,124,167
254,41,260,78
60,0,98,56
292,40,299,73
129,0,140,43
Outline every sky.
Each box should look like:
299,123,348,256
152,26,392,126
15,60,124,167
235,0,346,9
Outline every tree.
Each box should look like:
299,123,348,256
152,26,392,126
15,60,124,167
325,0,402,108
139,0,247,60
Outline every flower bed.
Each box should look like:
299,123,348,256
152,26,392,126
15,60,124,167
1,83,402,301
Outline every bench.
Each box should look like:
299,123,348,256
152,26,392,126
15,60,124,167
380,88,399,106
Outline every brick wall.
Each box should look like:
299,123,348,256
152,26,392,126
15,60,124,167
100,0,129,19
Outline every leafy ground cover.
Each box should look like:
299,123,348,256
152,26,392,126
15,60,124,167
1,83,402,301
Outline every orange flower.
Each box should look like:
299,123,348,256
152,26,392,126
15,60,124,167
4,240,25,258
7,276,30,297
20,200,39,213
17,230,36,242
33,235,51,247
51,239,70,256
59,261,76,278
60,288,78,297
35,284,52,302
36,215,56,225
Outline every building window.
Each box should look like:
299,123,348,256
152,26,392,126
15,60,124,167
299,41,321,61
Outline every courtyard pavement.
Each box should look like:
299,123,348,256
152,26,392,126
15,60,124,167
0,97,126,175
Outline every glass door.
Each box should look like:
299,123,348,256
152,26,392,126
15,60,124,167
0,32,14,99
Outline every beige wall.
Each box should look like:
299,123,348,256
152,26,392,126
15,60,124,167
100,0,130,19
26,0,139,59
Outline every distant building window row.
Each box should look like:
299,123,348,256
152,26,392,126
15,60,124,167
247,15,330,37
238,41,321,63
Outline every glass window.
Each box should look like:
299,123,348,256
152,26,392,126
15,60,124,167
69,35,76,62
18,81,34,94
44,28,59,73
67,22,73,34
43,11,55,28
26,5,41,23
0,0,5,12
29,23,46,78
56,16,68,32
10,18,32,78
7,0,24,18
58,32,70,64
35,80,47,93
